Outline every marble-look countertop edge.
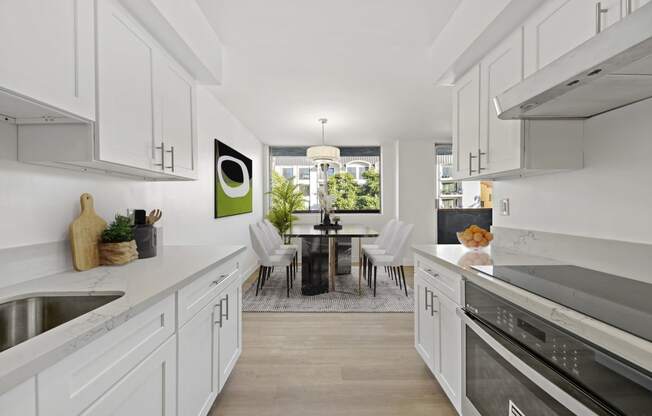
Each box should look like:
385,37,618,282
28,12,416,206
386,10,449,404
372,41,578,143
0,244,246,395
412,245,652,373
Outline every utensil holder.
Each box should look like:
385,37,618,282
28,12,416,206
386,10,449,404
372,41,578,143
134,224,157,259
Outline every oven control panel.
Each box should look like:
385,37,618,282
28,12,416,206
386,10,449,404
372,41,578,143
465,284,593,377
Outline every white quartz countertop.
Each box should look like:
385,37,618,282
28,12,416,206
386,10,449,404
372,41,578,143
412,244,652,373
0,244,245,394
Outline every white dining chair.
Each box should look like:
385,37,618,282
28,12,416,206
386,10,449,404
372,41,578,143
362,220,402,283
366,223,413,297
249,224,295,297
257,220,299,280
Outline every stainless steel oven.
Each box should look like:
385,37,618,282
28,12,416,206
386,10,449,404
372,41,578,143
462,282,652,416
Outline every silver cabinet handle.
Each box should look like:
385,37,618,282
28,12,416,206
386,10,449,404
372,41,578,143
626,0,633,15
468,152,477,176
430,292,438,316
424,287,431,311
222,294,229,321
596,2,608,33
425,268,439,277
478,148,487,172
213,301,223,327
166,146,175,172
155,142,166,171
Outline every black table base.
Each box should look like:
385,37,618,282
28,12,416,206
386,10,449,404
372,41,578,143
301,237,351,295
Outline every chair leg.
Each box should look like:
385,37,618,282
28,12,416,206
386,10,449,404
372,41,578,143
362,253,366,280
368,259,373,288
263,266,270,287
255,266,263,296
396,267,403,290
373,266,377,297
401,266,408,297
286,266,290,297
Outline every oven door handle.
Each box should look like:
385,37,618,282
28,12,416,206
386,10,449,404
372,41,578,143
463,312,605,416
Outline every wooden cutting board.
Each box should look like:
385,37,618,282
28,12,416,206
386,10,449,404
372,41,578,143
70,193,107,271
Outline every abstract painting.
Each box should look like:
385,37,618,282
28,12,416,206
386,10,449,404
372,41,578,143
214,140,253,218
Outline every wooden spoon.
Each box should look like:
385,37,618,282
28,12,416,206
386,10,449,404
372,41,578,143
147,209,162,225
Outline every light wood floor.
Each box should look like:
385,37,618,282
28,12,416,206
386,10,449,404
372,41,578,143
209,267,456,416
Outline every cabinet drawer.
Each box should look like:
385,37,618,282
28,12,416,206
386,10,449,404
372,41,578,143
415,255,462,305
38,295,175,416
178,256,239,326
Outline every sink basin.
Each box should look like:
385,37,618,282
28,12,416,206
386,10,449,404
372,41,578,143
0,293,124,353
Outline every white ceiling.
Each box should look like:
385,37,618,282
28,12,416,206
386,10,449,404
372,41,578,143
198,0,460,146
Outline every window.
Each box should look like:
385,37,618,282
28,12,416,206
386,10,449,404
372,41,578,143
269,146,381,213
299,168,310,180
282,167,294,180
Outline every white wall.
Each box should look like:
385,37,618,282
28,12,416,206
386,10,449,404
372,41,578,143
398,139,436,260
0,87,264,276
493,97,652,244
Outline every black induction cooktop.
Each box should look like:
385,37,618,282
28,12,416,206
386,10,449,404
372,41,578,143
471,264,652,343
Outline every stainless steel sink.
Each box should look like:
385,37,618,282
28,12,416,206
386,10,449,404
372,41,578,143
0,293,124,353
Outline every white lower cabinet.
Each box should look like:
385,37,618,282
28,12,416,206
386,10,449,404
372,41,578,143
437,293,462,412
414,266,463,414
217,277,243,391
15,256,244,416
178,267,242,416
80,337,177,416
178,300,220,416
0,378,37,416
414,274,440,374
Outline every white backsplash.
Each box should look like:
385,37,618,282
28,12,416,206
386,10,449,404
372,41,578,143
492,226,652,284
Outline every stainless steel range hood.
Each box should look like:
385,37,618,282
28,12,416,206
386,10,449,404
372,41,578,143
494,3,652,120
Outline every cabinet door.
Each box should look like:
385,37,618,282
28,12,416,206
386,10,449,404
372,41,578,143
599,0,623,30
452,65,481,179
480,29,524,174
178,301,219,416
626,0,651,12
80,337,176,416
217,277,242,391
437,293,462,413
414,275,437,373
154,53,196,177
96,0,155,170
0,0,95,120
0,378,36,416
524,0,599,77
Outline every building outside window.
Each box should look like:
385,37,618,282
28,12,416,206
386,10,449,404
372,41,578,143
281,167,294,180
269,146,381,213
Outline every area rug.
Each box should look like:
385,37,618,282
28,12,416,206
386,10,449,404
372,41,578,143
242,268,414,312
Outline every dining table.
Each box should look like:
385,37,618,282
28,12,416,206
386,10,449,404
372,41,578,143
286,224,379,296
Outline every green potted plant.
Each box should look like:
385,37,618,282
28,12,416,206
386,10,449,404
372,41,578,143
99,215,138,265
266,172,306,243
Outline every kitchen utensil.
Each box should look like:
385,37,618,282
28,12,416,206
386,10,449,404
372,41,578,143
134,209,147,225
147,209,162,225
69,193,107,271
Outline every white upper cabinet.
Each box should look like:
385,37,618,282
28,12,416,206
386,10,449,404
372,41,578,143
452,65,481,180
0,0,95,121
18,0,198,180
625,0,651,13
479,29,524,175
524,0,623,77
96,0,156,171
452,25,585,181
154,55,197,176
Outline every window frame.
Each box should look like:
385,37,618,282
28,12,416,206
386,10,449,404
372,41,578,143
269,146,382,214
